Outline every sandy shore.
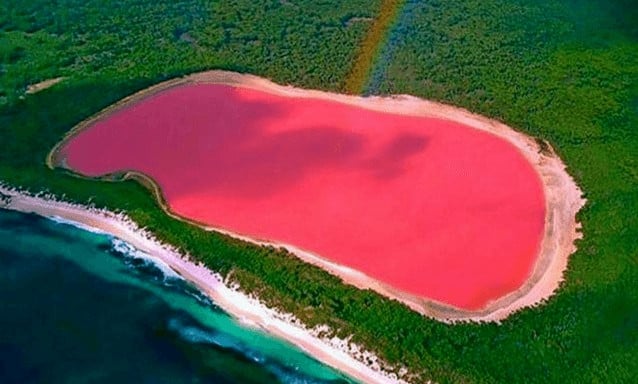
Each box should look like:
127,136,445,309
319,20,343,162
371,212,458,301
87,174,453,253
48,70,586,322
26,77,65,94
0,185,410,384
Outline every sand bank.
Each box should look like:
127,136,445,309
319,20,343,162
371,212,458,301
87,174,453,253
26,77,65,94
48,70,585,322
0,185,410,384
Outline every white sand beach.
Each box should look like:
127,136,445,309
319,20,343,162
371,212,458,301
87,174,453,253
0,185,410,384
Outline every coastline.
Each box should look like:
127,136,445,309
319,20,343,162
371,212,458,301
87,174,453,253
0,184,410,384
48,70,586,322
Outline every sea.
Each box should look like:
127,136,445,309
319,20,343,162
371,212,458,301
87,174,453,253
0,208,356,384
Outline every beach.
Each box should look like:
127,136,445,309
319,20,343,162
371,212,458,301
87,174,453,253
0,184,410,384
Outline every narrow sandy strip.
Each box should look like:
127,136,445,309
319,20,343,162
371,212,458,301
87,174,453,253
0,185,411,384
26,77,65,94
48,70,586,322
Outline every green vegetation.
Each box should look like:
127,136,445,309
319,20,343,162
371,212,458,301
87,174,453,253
373,2,638,379
1,1,637,383
0,0,379,102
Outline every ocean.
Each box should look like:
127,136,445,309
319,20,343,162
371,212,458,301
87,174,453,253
0,208,356,383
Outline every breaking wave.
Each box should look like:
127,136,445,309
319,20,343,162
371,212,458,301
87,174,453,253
110,238,182,280
49,215,109,235
167,316,348,384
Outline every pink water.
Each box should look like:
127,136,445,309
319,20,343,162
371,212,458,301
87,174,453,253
61,84,546,310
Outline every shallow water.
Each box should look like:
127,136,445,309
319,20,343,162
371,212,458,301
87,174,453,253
0,208,356,384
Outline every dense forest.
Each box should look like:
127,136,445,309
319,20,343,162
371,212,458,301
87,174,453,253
1,1,637,383
343,0,403,94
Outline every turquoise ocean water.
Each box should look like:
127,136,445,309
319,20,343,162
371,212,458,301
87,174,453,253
0,208,356,383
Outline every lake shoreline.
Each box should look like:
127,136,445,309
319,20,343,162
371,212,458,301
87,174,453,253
48,70,586,321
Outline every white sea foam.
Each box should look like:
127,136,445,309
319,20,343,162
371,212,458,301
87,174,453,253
49,215,108,235
167,317,252,356
110,238,182,280
168,317,222,344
